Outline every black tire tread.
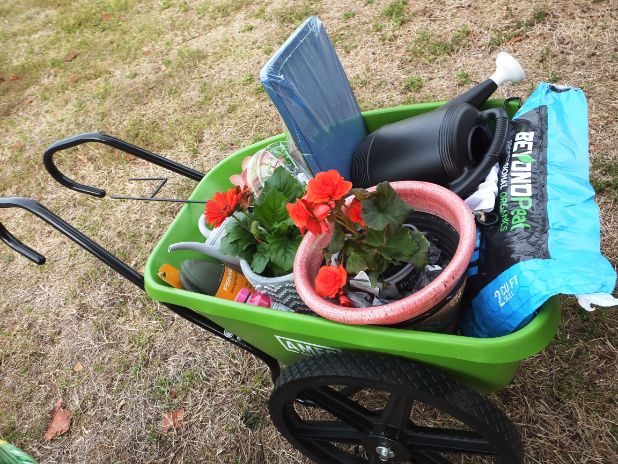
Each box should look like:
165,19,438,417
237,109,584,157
271,351,524,463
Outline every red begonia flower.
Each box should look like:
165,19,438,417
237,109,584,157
286,199,311,235
312,203,331,221
305,170,352,204
315,264,347,298
287,199,331,236
346,198,365,227
338,293,354,307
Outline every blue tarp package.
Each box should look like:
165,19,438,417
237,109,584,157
260,16,368,181
461,83,616,338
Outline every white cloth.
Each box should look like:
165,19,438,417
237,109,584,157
576,293,618,312
464,164,499,212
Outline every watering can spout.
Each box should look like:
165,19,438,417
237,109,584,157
446,52,526,109
168,241,241,271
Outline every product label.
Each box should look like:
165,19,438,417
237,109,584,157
471,106,550,288
214,266,255,300
274,335,340,356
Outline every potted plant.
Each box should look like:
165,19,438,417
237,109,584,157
289,171,477,330
204,166,307,310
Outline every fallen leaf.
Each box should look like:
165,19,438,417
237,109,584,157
142,47,152,56
161,407,185,434
124,154,137,161
508,36,524,44
9,75,23,81
119,15,127,22
168,390,177,399
68,74,78,83
64,51,79,62
101,12,113,21
10,142,24,152
44,399,72,441
73,362,83,373
159,64,167,71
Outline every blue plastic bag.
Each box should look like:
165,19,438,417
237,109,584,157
461,83,616,337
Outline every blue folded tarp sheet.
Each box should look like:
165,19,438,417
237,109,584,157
260,16,367,180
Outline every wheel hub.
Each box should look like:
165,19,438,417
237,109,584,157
364,436,410,462
375,445,395,461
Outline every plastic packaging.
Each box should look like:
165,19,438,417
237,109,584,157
179,259,255,300
234,287,294,312
260,16,367,180
229,142,310,196
462,83,616,337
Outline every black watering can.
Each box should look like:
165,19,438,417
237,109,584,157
352,53,525,198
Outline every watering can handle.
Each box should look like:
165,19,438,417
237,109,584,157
43,132,204,197
449,107,509,198
0,197,144,288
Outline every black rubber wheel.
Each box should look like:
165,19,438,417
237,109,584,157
268,352,524,464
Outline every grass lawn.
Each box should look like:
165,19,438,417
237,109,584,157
1,0,617,462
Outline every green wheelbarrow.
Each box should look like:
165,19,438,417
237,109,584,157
0,99,560,464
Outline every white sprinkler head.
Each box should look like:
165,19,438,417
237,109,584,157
489,52,526,86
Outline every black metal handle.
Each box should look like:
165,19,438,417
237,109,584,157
43,132,205,197
0,197,144,288
0,196,281,382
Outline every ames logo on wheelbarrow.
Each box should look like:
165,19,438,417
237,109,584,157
275,335,341,356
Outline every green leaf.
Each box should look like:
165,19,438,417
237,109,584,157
350,188,374,200
251,245,270,274
361,182,412,231
382,228,430,268
255,189,290,231
221,215,255,254
219,236,255,262
364,229,385,247
261,166,305,202
264,235,301,274
273,218,295,234
268,261,288,277
250,220,262,236
346,251,370,275
366,270,380,288
325,227,345,255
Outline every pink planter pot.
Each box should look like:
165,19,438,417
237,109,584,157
293,181,476,326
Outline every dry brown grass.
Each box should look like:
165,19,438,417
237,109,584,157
1,0,617,463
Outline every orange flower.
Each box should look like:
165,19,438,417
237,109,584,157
315,264,347,298
346,198,365,227
306,170,352,204
286,199,331,236
205,187,240,227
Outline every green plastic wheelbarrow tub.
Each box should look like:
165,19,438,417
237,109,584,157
144,99,561,394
